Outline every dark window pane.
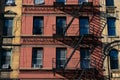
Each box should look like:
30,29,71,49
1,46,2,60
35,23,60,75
56,48,66,68
107,18,116,36
80,48,90,69
56,17,66,35
81,59,90,69
57,60,66,67
3,18,13,36
106,0,114,6
56,0,66,3
33,17,44,35
110,60,118,69
80,17,89,35
109,49,118,69
1,50,11,65
32,48,43,68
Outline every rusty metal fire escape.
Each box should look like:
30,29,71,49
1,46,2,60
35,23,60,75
52,0,111,79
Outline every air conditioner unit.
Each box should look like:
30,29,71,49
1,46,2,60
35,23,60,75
2,64,10,69
33,64,43,68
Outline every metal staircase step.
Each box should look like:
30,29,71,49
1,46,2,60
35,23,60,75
63,35,84,69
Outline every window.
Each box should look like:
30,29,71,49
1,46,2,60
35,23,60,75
56,17,66,35
32,48,43,68
109,49,118,69
34,0,44,5
3,18,13,36
56,48,66,68
106,0,114,6
1,49,11,69
33,17,44,35
80,17,89,35
5,0,15,5
107,18,116,36
56,0,66,3
80,48,90,69
78,0,88,4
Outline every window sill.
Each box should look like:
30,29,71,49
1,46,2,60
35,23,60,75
2,43,21,46
19,68,52,71
107,36,119,38
2,35,15,38
23,4,46,6
111,69,120,72
106,6,117,8
34,2,45,6
0,78,19,80
5,4,16,6
21,35,46,38
0,69,13,72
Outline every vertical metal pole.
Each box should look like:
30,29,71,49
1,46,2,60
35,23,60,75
107,55,111,80
0,35,1,78
0,14,3,78
0,9,4,77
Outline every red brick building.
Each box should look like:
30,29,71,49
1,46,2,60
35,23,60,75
19,0,105,79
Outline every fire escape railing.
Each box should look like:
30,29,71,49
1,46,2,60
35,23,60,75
52,0,108,79
63,2,93,35
63,35,84,69
53,1,96,69
52,24,79,36
52,58,80,70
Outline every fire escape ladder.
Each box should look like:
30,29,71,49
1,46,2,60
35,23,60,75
72,68,85,80
71,59,81,79
98,10,110,36
100,6,119,36
99,4,118,36
99,16,107,36
90,45,95,54
91,52,103,69
63,35,84,69
63,17,75,35
77,68,96,80
90,48,106,78
63,4,83,35
97,55,106,78
96,54,106,78
77,69,85,80
91,14,107,36
68,36,77,48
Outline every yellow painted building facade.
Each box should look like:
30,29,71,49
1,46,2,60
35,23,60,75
100,0,120,79
0,0,21,79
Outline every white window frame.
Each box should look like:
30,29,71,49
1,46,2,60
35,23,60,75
32,48,43,68
56,48,66,68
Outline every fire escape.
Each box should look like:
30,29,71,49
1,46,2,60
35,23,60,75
52,0,108,80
